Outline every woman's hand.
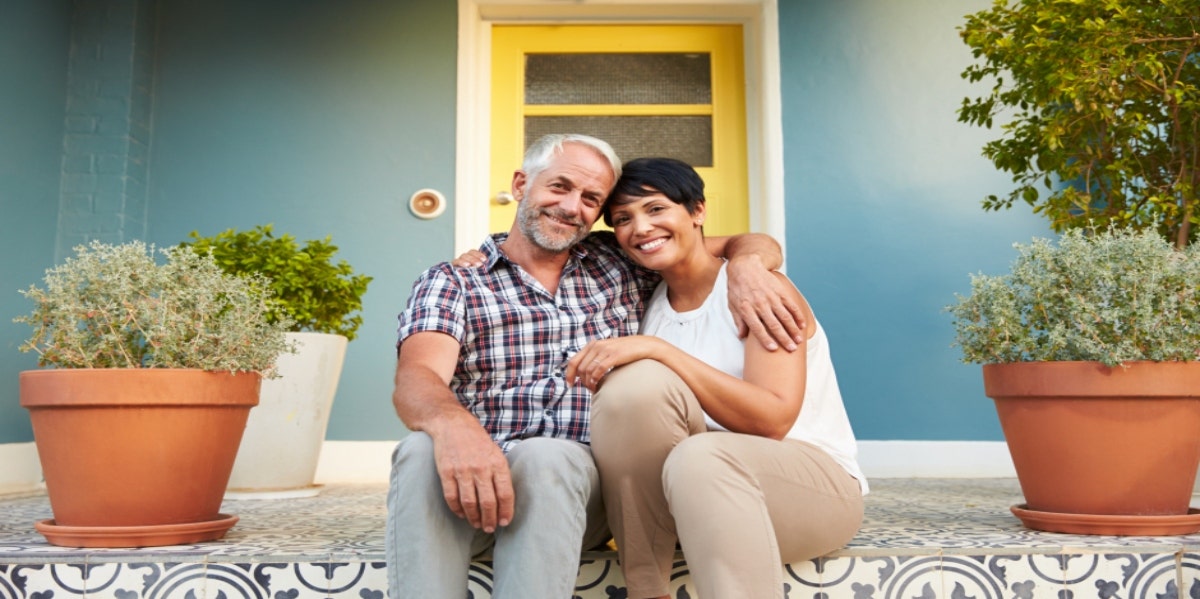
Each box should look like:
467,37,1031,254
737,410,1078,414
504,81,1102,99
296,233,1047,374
452,249,487,268
566,336,664,392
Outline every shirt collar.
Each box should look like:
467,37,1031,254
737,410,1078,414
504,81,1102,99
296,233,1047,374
479,233,595,272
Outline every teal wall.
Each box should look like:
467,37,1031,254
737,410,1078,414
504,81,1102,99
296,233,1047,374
146,0,457,440
1,0,1056,446
0,0,72,443
778,0,1049,440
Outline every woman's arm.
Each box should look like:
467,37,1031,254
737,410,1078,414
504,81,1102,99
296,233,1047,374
567,273,816,440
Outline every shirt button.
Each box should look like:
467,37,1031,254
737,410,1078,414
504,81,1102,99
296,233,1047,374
543,409,553,417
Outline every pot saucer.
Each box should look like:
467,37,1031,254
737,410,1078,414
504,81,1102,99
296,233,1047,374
35,513,239,548
1011,504,1200,536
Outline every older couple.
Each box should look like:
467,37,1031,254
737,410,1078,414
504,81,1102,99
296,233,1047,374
387,134,865,598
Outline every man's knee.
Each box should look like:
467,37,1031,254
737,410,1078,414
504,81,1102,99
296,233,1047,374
506,439,600,511
393,429,434,457
507,438,596,482
389,432,442,502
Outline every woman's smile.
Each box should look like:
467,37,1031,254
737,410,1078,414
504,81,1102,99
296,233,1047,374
636,237,669,252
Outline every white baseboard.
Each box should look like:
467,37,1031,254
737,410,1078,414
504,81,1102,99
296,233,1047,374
313,439,1018,484
3,439,1019,489
857,440,1016,478
314,440,398,484
0,443,43,495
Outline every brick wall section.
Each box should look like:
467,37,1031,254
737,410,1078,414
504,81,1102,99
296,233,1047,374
56,0,155,261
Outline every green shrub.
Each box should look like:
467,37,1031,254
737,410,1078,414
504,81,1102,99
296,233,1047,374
182,225,373,340
948,227,1200,366
15,240,292,373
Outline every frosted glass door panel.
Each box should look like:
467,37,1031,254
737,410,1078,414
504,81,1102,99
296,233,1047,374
526,115,713,167
525,53,712,105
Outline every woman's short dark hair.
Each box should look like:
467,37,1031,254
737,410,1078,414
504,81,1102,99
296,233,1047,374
602,157,706,226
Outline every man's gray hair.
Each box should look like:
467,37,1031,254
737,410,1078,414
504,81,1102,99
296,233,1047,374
522,134,622,185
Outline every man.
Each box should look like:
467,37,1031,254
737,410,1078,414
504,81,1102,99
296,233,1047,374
387,134,803,598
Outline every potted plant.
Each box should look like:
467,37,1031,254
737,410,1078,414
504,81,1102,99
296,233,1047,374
948,227,1200,535
181,225,372,497
14,240,291,547
958,0,1199,249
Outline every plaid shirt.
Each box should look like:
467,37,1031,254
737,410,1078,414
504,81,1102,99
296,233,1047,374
397,232,658,451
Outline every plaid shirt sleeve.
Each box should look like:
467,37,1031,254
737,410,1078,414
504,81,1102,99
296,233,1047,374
396,264,465,348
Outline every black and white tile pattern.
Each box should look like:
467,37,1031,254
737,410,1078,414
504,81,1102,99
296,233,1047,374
1,480,1198,598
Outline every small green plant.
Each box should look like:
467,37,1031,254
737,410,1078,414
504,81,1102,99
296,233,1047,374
15,240,292,373
948,227,1200,366
182,225,373,340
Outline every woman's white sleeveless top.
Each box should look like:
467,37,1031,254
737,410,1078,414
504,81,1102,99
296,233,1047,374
640,263,868,494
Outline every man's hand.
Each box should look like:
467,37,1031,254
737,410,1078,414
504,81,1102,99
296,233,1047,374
394,332,514,532
429,416,515,533
726,255,806,351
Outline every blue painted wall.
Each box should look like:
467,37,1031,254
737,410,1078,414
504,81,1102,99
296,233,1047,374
0,0,72,443
0,0,1056,446
146,0,457,441
778,0,1050,440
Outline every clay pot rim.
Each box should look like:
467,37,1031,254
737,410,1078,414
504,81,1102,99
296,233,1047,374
19,367,263,374
19,368,261,408
982,360,1200,398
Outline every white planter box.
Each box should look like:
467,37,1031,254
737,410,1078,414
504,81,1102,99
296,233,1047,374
227,332,348,497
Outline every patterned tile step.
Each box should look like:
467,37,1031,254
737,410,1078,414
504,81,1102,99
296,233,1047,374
3,553,1198,598
1,479,1198,598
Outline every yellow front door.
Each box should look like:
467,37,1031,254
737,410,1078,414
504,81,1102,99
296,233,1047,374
489,24,750,237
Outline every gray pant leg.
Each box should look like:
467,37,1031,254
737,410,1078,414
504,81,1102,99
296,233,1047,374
490,437,608,599
386,432,477,598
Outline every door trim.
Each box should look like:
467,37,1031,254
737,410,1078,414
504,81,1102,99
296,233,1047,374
455,0,786,258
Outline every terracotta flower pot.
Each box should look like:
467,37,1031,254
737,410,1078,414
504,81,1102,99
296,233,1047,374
983,361,1200,535
20,369,260,547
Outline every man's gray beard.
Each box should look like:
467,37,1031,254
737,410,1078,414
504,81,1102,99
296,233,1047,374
516,200,587,253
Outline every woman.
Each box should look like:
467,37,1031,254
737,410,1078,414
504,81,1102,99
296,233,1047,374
564,157,866,599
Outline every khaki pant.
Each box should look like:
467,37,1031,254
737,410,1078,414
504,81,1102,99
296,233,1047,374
591,360,864,599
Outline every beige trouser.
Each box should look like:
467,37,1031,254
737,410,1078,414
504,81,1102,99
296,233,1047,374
591,360,864,599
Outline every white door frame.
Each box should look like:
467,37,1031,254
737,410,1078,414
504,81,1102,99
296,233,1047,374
454,0,786,257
